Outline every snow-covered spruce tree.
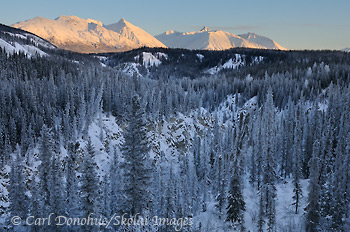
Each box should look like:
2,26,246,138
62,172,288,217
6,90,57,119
255,110,264,190
38,124,54,215
292,105,303,215
8,145,28,230
179,152,192,219
120,95,152,217
281,97,295,179
305,140,321,232
110,147,122,215
330,106,350,231
163,165,176,231
258,190,265,232
215,155,226,220
342,132,350,231
66,142,80,232
49,152,65,232
101,172,111,232
226,169,245,231
80,139,99,232
262,88,277,232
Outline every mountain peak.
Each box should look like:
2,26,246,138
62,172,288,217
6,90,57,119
238,32,287,50
117,18,129,26
56,15,82,22
156,27,287,50
200,26,213,32
104,18,166,48
12,15,165,53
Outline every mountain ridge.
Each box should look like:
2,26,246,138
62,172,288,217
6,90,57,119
11,15,287,53
156,27,286,51
12,16,165,53
104,18,165,48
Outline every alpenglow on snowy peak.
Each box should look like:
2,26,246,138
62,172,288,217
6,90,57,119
11,16,165,53
238,32,287,50
11,15,286,53
156,27,287,50
104,18,165,48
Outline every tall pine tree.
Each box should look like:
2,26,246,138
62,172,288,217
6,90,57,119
120,95,152,216
80,139,99,232
305,140,321,232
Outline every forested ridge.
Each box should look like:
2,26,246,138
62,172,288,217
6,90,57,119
1,41,350,231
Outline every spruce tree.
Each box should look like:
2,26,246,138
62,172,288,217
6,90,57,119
292,106,303,214
226,170,245,230
262,88,277,232
29,178,42,232
38,125,54,214
120,95,152,216
9,145,28,229
80,139,99,232
305,140,321,232
258,190,265,232
66,142,79,231
110,147,121,215
49,153,65,232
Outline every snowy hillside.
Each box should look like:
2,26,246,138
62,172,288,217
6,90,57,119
156,27,286,50
0,38,47,57
12,16,164,53
1,36,350,232
341,47,350,52
105,48,266,77
0,23,54,57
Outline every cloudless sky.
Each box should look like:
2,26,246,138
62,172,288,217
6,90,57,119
0,0,349,50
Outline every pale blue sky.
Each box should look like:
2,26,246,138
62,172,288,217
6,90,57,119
1,0,349,50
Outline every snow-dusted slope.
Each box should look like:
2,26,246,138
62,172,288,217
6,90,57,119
12,16,163,53
134,52,168,68
156,27,286,50
105,18,165,48
0,38,47,57
239,32,287,50
0,24,54,57
341,47,350,52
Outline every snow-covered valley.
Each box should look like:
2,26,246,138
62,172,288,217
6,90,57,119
1,27,350,232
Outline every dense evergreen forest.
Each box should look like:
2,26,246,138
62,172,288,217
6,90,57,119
1,36,350,231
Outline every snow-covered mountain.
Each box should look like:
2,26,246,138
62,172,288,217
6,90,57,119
341,47,350,52
156,27,287,50
239,32,287,50
105,18,165,48
12,16,165,53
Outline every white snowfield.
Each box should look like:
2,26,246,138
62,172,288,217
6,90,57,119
156,27,287,50
134,52,168,68
12,16,166,53
341,47,350,52
0,38,47,57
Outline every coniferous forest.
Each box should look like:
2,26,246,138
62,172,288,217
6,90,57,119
1,31,350,231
